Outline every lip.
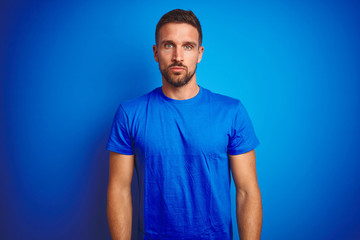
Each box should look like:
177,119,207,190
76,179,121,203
170,67,185,72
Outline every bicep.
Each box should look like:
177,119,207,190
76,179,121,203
229,150,259,192
108,151,135,190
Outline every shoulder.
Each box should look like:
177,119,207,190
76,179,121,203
121,88,159,108
201,87,244,110
120,88,159,111
114,88,160,119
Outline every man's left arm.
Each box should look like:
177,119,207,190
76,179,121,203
229,149,262,240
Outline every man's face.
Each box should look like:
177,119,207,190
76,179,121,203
153,23,204,87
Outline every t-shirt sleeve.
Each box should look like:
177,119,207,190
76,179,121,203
106,104,134,155
227,102,259,155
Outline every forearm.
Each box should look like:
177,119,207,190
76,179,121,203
236,187,262,240
107,187,132,240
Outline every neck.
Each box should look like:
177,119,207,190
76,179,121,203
161,75,200,100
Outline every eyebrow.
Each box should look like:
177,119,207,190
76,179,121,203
183,41,197,47
161,40,198,47
161,40,175,45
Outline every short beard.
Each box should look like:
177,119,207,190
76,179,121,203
160,63,196,88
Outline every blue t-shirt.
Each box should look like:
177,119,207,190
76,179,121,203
106,86,259,239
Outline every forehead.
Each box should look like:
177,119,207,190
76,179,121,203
158,23,199,44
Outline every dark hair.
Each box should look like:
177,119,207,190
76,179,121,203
155,9,203,46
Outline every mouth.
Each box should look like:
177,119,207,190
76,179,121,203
169,66,186,72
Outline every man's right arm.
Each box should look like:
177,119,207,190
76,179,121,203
107,151,135,240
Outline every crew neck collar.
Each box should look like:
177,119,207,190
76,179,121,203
158,86,203,104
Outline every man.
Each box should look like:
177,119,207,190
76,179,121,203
106,9,262,240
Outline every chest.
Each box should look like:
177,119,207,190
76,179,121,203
131,103,232,157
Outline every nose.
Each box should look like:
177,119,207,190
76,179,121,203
172,46,183,62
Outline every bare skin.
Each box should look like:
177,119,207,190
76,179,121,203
153,23,204,100
230,150,263,240
107,152,134,240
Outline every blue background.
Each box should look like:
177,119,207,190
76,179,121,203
1,0,359,239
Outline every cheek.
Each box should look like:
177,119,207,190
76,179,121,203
158,59,170,72
158,53,171,65
158,57,167,66
187,54,199,68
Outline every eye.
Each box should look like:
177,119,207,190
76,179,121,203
164,43,173,48
184,45,193,50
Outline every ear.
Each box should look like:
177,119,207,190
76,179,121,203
153,45,159,62
197,46,204,63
